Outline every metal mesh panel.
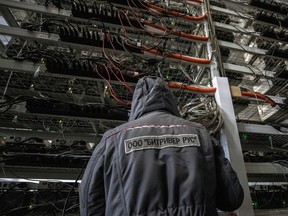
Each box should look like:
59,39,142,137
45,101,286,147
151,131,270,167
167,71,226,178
240,132,288,148
0,112,123,135
236,103,262,122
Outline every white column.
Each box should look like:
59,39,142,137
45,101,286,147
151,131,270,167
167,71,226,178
213,77,254,216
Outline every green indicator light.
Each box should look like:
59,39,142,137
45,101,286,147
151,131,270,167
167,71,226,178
252,201,258,209
242,133,248,141
165,75,171,81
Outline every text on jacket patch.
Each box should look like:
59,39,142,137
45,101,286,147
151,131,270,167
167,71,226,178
124,134,200,154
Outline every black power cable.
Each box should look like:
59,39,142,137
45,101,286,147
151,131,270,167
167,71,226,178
61,161,87,216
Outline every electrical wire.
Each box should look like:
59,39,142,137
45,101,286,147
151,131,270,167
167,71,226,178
143,46,212,64
61,161,87,216
167,82,216,94
241,91,277,107
185,0,204,4
145,2,207,22
176,64,194,83
102,31,134,93
144,22,209,41
95,64,131,106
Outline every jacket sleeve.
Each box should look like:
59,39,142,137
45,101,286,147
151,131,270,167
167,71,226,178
79,139,106,216
212,138,244,212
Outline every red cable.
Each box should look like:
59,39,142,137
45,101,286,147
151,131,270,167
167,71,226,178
168,82,216,93
144,22,208,41
146,3,207,21
185,0,203,4
95,64,131,106
117,10,129,36
102,32,134,94
241,91,276,107
143,47,211,65
126,0,148,29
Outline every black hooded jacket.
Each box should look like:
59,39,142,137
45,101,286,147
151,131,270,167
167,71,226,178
79,77,244,216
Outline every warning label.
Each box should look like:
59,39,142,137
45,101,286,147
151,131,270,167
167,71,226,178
124,134,200,154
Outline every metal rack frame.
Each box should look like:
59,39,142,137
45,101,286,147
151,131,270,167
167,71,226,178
0,0,288,215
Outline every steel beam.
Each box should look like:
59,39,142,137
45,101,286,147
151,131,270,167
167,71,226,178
248,175,288,182
0,128,97,142
237,123,288,135
210,5,252,19
213,76,254,216
0,7,19,27
254,209,288,216
0,0,72,19
0,58,137,86
218,40,267,55
219,40,288,62
223,62,275,78
241,144,288,152
246,162,288,175
0,24,60,42
0,165,82,180
1,163,287,181
0,86,103,105
0,25,101,52
0,57,44,74
214,22,257,34
220,209,288,216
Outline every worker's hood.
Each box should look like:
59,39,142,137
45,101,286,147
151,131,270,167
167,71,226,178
129,77,180,121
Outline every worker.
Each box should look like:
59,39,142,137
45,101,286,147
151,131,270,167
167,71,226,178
79,77,244,216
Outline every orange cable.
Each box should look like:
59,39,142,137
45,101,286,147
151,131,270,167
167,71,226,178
96,64,131,106
143,46,211,64
241,91,276,107
144,22,208,41
185,0,203,4
146,3,207,21
168,82,216,93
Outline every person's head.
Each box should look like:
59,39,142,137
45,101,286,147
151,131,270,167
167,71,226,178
129,77,180,121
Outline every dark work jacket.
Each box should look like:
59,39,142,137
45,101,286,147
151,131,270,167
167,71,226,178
79,77,244,216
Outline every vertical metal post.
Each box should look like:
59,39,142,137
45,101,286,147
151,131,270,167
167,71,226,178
213,77,254,216
203,0,220,78
2,71,13,100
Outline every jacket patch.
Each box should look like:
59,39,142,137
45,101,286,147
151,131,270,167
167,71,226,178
124,134,200,154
